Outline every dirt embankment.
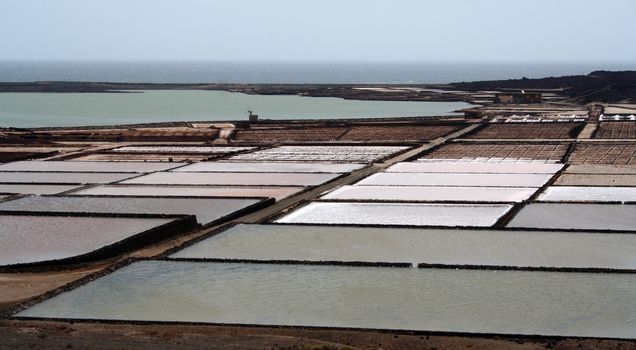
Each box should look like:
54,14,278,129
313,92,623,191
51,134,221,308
1,320,635,350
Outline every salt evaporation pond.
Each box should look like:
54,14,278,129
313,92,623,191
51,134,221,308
0,161,184,173
122,172,340,186
172,224,636,269
229,146,408,163
0,196,266,225
357,173,553,187
276,202,512,227
386,162,563,174
508,203,636,231
174,162,365,173
0,184,82,195
323,185,536,202
554,174,636,187
0,215,174,266
538,186,636,203
72,185,304,201
566,164,636,174
113,146,255,154
0,172,135,184
17,261,636,338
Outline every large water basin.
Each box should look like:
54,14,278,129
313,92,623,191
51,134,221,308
172,224,636,269
17,261,636,338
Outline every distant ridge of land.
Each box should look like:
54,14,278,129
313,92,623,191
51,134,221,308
1,70,635,103
449,70,636,103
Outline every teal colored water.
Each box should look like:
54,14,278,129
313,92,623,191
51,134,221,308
0,90,473,128
17,261,636,338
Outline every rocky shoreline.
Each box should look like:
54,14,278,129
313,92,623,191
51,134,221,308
1,70,634,103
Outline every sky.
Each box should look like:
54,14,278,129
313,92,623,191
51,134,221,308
1,0,635,63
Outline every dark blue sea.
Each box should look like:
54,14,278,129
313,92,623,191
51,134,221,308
1,61,635,84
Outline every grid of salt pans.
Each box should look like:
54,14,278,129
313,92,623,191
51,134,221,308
227,146,408,163
515,164,636,230
277,161,561,227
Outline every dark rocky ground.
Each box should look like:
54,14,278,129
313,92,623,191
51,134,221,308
1,70,634,103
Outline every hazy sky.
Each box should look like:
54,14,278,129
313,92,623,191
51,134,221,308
2,0,635,62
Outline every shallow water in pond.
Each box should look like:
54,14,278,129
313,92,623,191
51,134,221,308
0,184,82,195
72,185,303,201
0,215,173,266
122,172,340,186
0,196,263,225
17,261,636,338
228,146,408,163
322,185,536,202
0,172,135,184
538,186,636,203
357,173,553,187
275,202,512,227
507,203,636,231
175,162,364,173
113,146,255,154
172,224,636,269
0,161,184,173
387,162,563,174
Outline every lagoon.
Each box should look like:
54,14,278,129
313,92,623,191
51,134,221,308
0,90,472,128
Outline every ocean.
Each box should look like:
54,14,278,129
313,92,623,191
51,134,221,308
1,61,635,84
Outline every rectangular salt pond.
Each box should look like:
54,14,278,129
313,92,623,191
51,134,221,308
566,164,636,174
0,196,265,226
0,161,184,173
112,146,254,154
17,261,636,338
174,162,365,173
72,185,304,201
507,203,636,231
275,202,512,227
322,185,536,202
229,146,408,163
0,172,135,184
230,153,389,163
0,184,82,195
242,146,408,155
538,186,636,203
0,215,174,266
173,224,636,269
357,173,553,187
554,174,636,187
122,172,340,186
387,162,563,174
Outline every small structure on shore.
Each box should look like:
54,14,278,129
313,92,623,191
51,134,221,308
248,108,259,122
494,90,542,104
